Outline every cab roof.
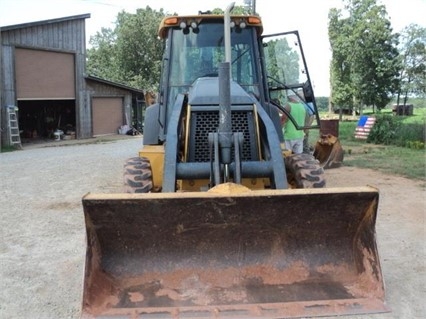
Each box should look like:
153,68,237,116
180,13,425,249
158,15,263,38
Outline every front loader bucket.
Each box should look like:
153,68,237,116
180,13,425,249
81,185,388,319
313,134,344,169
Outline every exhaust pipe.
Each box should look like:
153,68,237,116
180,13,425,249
224,2,235,64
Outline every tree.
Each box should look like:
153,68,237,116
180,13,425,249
86,7,166,91
329,0,401,113
329,8,355,115
114,8,166,91
397,24,426,104
86,27,120,82
264,38,300,84
211,5,253,15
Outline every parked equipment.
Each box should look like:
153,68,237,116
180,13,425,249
82,4,386,318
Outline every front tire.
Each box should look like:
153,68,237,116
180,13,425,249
285,153,326,188
123,157,153,193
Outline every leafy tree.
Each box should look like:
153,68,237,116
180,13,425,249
211,5,252,15
86,27,119,81
397,24,426,104
329,8,355,114
328,0,401,113
114,8,166,91
87,7,166,91
264,38,299,84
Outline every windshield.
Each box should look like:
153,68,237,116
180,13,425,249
167,22,259,104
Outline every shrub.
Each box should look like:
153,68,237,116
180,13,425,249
367,115,401,145
406,140,425,149
366,115,425,148
397,122,425,147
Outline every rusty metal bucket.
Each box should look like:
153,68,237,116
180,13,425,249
313,134,344,169
81,185,388,318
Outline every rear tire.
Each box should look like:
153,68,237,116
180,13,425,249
285,153,326,188
123,157,153,193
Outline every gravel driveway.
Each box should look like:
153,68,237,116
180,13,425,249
0,136,424,319
0,136,141,318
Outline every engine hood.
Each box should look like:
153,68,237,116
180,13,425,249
188,77,254,105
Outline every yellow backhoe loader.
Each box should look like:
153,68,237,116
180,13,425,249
81,4,387,318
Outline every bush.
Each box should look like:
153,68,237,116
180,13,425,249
406,140,425,149
367,115,401,145
399,122,426,149
367,115,425,148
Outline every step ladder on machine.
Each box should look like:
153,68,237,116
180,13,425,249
7,106,22,149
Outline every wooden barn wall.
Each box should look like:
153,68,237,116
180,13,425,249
1,45,17,145
1,17,91,145
1,46,15,105
1,19,86,52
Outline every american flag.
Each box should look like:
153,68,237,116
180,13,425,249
354,116,376,139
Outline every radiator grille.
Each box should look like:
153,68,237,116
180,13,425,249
188,110,258,162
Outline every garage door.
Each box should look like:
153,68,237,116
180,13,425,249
92,97,123,136
15,48,75,99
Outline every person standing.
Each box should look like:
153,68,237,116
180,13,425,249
281,93,307,154
303,101,315,154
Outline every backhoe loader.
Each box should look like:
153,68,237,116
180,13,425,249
81,4,387,318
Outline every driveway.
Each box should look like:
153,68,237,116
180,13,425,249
0,136,424,318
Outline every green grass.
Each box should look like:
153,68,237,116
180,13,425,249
342,145,425,180
1,145,21,152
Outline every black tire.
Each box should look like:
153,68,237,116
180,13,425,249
285,153,326,188
123,157,153,193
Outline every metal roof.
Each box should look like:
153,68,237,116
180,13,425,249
85,75,145,94
0,14,91,32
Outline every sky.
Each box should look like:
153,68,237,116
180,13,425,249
1,0,425,96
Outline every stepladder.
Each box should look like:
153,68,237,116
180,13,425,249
7,106,22,149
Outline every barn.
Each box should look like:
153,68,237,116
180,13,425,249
0,14,145,148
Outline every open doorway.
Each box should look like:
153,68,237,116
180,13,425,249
18,100,76,142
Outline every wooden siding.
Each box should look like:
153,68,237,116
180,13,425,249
1,16,87,53
86,79,137,96
1,46,15,103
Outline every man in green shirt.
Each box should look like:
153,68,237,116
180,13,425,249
281,93,307,154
